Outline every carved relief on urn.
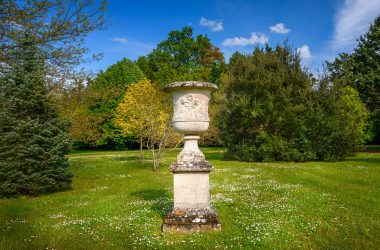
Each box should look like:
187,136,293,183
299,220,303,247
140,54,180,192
164,81,217,134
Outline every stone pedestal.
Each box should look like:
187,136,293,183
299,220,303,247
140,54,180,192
163,152,221,232
162,81,221,233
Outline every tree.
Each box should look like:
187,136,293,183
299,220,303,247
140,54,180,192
58,76,99,148
0,0,106,80
308,80,368,160
0,0,105,196
86,58,145,148
327,15,380,143
219,45,314,161
136,26,225,86
218,44,367,162
114,79,180,171
0,36,73,196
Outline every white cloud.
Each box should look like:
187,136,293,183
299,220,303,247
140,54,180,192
297,45,312,60
270,23,290,34
200,17,223,31
112,37,128,44
222,32,269,47
332,0,380,50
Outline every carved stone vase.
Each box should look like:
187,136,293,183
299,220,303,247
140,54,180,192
162,81,221,232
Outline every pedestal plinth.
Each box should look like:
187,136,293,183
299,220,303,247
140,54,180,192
162,137,221,232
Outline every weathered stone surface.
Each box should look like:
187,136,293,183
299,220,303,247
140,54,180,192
174,172,210,208
171,90,212,133
162,81,218,92
162,207,221,232
173,93,209,121
176,135,205,163
169,161,213,172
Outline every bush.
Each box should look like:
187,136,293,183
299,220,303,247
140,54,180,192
308,83,368,160
218,44,367,162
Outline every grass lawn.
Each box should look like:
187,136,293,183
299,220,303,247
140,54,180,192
1,148,379,249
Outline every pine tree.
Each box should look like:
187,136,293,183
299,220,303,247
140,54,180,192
0,36,73,197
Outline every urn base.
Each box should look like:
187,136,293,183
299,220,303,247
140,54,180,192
162,207,221,232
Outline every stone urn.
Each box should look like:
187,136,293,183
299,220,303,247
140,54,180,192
162,81,221,232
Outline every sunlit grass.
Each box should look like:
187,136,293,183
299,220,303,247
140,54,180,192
1,148,379,249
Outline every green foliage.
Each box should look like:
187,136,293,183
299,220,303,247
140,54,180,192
86,58,145,148
0,36,73,197
91,59,145,92
220,45,313,161
327,15,380,143
308,83,368,160
136,26,225,86
58,77,100,148
219,44,367,162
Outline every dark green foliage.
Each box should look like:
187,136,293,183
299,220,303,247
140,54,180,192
308,82,368,160
220,45,313,162
0,37,73,196
327,15,380,143
136,26,225,86
219,44,367,162
86,58,144,148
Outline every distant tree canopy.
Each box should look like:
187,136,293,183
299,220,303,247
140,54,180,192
327,15,380,143
218,44,367,162
137,26,226,86
85,58,145,148
59,76,98,147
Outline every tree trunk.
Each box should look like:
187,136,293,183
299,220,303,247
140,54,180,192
139,137,144,162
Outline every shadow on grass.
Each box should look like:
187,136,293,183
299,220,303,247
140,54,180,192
348,156,380,165
112,156,140,162
131,189,172,217
204,152,224,161
113,156,158,171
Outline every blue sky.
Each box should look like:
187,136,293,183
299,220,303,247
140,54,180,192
83,0,380,74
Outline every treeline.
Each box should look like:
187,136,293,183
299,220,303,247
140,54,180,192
61,16,379,163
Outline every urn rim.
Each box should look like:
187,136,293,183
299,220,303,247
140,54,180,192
163,81,218,93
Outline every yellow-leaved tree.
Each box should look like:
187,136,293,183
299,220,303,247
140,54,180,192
115,79,180,171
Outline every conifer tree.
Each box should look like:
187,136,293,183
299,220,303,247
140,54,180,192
0,36,73,196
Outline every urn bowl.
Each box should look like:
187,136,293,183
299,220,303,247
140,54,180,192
163,81,218,134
